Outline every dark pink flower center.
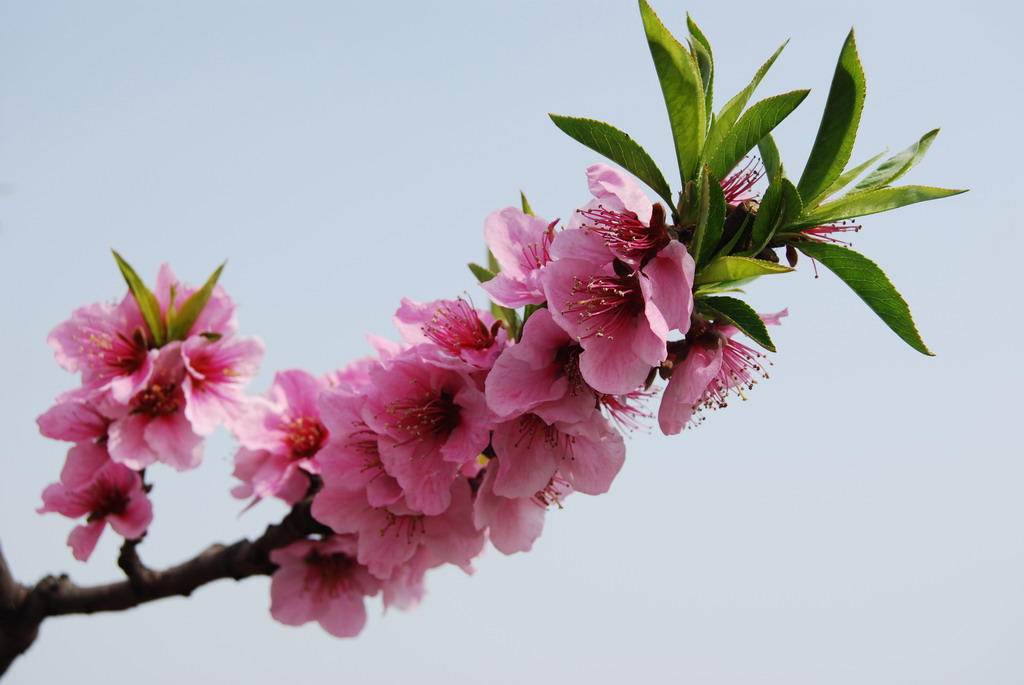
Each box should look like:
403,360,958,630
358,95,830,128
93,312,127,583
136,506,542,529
283,416,328,459
384,389,461,444
564,273,645,341
422,299,495,355
79,326,149,382
578,203,669,265
303,550,356,598
553,342,589,397
132,382,180,416
78,472,131,521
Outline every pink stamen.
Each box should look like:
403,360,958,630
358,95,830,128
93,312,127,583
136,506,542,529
422,298,495,355
564,273,645,341
518,220,556,271
721,158,765,204
577,205,667,264
282,415,327,459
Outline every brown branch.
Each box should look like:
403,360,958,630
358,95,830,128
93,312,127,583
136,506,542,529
0,498,330,677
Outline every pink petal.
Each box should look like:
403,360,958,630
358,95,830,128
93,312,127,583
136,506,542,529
68,520,106,562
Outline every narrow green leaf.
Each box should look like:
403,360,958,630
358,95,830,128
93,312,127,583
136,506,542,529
687,14,714,115
854,129,939,191
744,176,801,256
690,167,727,269
797,242,933,355
111,250,165,346
705,41,788,160
758,133,782,180
549,114,674,207
793,185,966,228
694,277,756,295
487,249,500,274
639,0,705,184
520,191,534,216
697,295,775,352
708,90,809,180
491,303,520,341
166,262,225,341
713,211,753,259
797,30,866,205
469,262,496,283
695,255,793,285
820,148,887,199
522,303,543,327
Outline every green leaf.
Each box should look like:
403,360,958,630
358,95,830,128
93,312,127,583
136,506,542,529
491,303,520,341
695,255,793,285
166,262,226,341
705,41,788,160
853,128,939,191
694,277,756,295
549,114,674,207
522,303,543,327
468,262,496,283
797,30,866,205
639,0,705,184
686,14,714,116
758,133,782,180
796,241,932,355
792,185,966,228
713,211,753,259
111,250,165,346
820,148,887,199
744,176,801,256
697,295,775,352
520,191,534,216
690,167,727,269
708,90,809,181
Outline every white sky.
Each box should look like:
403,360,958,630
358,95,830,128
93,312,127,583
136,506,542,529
1,0,1020,683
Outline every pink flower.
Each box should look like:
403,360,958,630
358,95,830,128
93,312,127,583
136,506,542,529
182,334,264,436
473,464,572,555
542,239,693,394
46,299,155,405
37,445,152,561
484,308,597,424
393,297,507,370
230,369,329,505
480,207,556,308
311,479,485,581
316,384,403,508
361,347,493,515
105,343,204,471
269,536,381,638
658,310,788,435
490,412,626,498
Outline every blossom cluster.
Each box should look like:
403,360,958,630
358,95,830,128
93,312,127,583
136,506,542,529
241,163,784,635
37,265,264,561
36,163,784,637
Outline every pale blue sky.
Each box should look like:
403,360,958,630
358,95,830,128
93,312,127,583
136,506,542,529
1,1,1020,683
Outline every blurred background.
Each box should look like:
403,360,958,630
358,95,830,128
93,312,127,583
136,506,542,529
1,0,1019,682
